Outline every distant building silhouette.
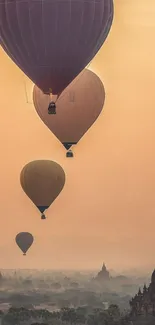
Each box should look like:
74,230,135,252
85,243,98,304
95,263,110,281
0,272,3,285
130,269,155,317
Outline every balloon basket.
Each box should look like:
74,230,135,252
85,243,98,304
23,253,26,256
41,214,46,220
48,102,56,114
66,151,74,158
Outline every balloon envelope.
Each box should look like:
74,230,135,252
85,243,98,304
33,69,105,150
16,232,34,255
0,0,113,94
20,160,65,216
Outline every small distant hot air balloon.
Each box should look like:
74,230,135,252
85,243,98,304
20,160,65,219
33,69,105,157
0,0,113,109
16,232,34,256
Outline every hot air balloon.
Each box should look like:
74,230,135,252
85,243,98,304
16,232,34,256
0,0,113,110
33,69,105,157
20,160,65,219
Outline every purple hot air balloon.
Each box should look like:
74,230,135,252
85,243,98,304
0,0,114,97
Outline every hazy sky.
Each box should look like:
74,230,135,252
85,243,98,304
0,0,155,271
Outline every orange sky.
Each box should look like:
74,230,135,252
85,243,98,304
0,0,155,272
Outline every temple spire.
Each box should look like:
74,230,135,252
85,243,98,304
95,262,110,281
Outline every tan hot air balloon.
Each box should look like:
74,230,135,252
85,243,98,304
20,160,66,219
33,69,105,157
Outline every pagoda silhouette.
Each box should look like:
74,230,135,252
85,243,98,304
95,263,110,281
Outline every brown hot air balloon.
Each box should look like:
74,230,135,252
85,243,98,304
15,232,34,256
20,160,65,219
33,69,105,157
